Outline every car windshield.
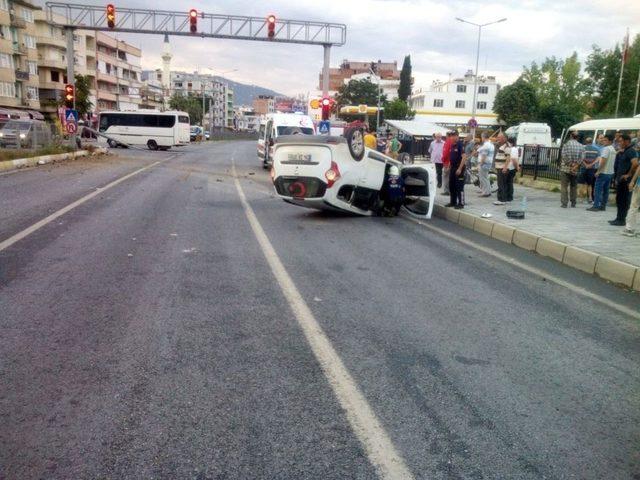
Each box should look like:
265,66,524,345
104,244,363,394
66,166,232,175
277,126,314,135
5,121,31,131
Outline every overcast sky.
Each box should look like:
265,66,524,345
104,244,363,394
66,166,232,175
47,0,640,98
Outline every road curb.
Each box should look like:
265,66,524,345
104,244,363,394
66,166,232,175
0,148,107,173
432,203,640,292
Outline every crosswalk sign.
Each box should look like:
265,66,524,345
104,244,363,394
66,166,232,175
318,120,330,135
65,109,78,124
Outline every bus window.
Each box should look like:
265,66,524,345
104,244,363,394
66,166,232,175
158,116,176,128
178,115,189,124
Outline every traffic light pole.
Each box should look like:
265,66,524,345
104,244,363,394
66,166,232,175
65,26,77,147
322,44,330,97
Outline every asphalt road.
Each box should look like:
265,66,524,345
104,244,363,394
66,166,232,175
1,141,638,480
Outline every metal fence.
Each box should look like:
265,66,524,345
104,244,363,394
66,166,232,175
519,145,562,181
209,131,259,141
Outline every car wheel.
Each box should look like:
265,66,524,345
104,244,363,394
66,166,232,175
107,139,118,148
345,127,365,161
399,153,413,165
147,139,159,151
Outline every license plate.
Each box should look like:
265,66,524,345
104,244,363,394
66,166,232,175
287,153,313,163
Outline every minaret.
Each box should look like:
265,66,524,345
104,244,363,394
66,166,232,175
161,33,172,109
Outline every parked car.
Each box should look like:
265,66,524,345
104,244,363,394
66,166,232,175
271,128,437,219
190,125,203,141
0,119,51,149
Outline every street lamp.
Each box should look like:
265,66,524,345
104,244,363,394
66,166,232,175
456,16,506,136
368,67,382,132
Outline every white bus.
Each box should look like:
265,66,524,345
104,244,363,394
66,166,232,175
98,110,190,150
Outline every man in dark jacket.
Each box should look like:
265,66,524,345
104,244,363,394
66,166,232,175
609,134,639,226
446,131,465,209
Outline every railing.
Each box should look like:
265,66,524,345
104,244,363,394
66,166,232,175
15,70,30,81
10,14,27,29
12,42,28,55
519,145,562,181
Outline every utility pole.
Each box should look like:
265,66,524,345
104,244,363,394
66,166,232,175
456,16,506,137
322,44,331,98
65,26,76,147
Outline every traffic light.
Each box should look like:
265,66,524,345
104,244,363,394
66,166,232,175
321,97,331,121
189,9,198,33
64,84,74,108
106,4,115,29
267,14,276,39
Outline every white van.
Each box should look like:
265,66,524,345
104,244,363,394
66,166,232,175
567,117,640,143
258,113,316,168
505,123,552,148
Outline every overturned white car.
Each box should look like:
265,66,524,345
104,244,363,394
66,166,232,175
271,129,436,218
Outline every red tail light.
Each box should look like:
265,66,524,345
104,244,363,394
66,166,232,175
324,161,340,188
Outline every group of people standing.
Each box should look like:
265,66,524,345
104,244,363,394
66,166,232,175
363,127,403,159
560,131,639,236
428,131,520,209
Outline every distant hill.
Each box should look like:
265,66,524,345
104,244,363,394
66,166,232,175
215,77,285,106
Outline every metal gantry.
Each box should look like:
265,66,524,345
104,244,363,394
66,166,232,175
45,3,347,47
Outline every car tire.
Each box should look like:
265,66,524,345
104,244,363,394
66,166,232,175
399,152,413,165
147,139,159,151
107,139,118,148
345,127,365,161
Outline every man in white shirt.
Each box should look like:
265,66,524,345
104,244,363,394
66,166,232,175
429,133,444,188
588,133,616,212
476,132,494,197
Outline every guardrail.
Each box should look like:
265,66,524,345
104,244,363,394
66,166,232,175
519,145,562,181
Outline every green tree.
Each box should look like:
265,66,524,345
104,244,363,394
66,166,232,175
58,74,93,117
586,35,640,117
383,98,414,120
334,78,387,109
492,78,539,126
169,94,202,124
398,55,412,102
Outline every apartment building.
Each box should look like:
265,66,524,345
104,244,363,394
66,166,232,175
171,70,231,128
34,11,97,116
140,70,164,110
95,32,141,111
0,0,41,115
409,70,501,127
225,87,234,128
318,59,401,93
252,95,274,116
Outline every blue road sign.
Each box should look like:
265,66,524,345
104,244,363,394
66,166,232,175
65,109,78,124
318,120,330,135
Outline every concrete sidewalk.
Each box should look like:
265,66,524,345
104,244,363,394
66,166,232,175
434,180,640,290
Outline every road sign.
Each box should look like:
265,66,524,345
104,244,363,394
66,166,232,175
65,122,77,134
65,109,78,124
467,118,478,129
318,120,330,135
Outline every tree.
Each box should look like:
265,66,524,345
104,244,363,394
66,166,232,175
493,79,539,127
398,55,412,102
383,98,414,120
334,78,387,109
59,74,93,117
169,94,202,124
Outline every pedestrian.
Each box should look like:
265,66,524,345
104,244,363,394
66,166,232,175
622,165,640,237
376,132,388,153
609,134,639,226
492,133,513,205
462,134,474,183
380,165,405,216
559,131,585,208
580,137,600,203
477,131,494,197
364,127,377,150
505,136,520,202
442,132,454,195
388,133,402,159
588,133,616,212
446,131,465,209
428,132,445,188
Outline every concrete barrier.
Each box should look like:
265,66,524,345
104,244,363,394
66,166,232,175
0,148,106,173
457,211,476,229
595,256,638,288
513,230,540,251
473,218,494,236
491,223,516,244
563,246,599,274
535,238,567,263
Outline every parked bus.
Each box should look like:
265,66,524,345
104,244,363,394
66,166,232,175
98,110,190,150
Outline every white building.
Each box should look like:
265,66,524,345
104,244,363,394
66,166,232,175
345,72,399,101
234,106,259,131
409,70,501,127
170,71,233,129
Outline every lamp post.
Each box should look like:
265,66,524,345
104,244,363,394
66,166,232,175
369,68,382,132
455,16,506,136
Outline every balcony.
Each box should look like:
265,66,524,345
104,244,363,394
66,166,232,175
37,36,67,49
15,70,29,81
10,15,27,29
97,71,118,84
38,57,66,69
12,43,28,55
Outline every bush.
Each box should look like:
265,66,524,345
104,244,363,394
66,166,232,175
0,145,75,162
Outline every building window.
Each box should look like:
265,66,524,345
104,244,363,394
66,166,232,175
0,81,16,98
26,86,38,100
24,35,36,49
0,53,13,69
477,101,487,110
21,7,34,22
51,71,60,82
456,85,466,93
433,99,444,108
0,0,8,11
455,100,465,109
478,86,489,94
27,60,37,75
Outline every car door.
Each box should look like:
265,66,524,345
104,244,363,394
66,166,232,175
401,163,436,219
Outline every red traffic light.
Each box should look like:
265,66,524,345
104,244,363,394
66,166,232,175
267,14,276,39
321,98,330,106
64,84,74,107
321,97,331,120
106,4,115,29
189,9,198,33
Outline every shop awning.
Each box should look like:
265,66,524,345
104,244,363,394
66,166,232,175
384,119,450,137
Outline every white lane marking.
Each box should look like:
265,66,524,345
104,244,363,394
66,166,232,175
231,161,414,480
403,215,640,321
0,161,162,253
